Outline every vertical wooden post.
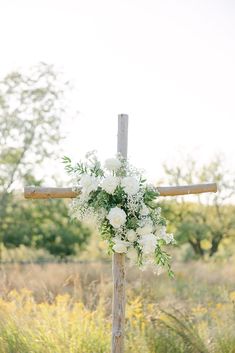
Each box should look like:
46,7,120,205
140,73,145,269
112,114,128,353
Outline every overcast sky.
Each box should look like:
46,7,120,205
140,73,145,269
1,0,235,183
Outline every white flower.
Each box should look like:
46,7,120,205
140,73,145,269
140,204,149,216
138,233,157,254
80,174,99,194
104,158,121,171
101,176,119,194
121,176,139,195
136,223,153,236
164,233,174,244
112,239,128,253
107,207,127,228
155,226,174,244
65,152,174,274
127,247,138,261
126,229,137,242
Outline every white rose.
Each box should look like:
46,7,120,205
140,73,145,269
121,177,139,196
126,229,137,242
136,223,153,236
80,174,99,194
112,239,128,253
127,247,138,261
104,158,121,171
107,207,126,228
101,176,119,194
138,233,157,254
140,204,149,216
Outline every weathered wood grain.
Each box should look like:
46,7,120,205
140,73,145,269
112,114,128,353
24,183,217,199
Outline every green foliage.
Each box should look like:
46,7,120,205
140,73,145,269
91,188,115,211
162,155,235,258
126,216,139,230
144,188,159,204
161,200,235,259
32,199,91,259
1,195,91,259
155,245,174,277
157,310,209,353
0,63,91,258
62,153,104,177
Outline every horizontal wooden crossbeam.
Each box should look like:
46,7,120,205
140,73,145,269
24,183,217,199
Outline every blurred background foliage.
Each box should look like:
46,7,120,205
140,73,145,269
0,62,235,263
160,156,235,260
0,63,91,261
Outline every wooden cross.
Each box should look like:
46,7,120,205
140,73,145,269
24,114,217,353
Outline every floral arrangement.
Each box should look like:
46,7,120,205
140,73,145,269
63,151,174,275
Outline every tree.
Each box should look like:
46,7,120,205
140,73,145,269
161,155,235,258
0,63,66,216
0,63,90,258
2,196,90,260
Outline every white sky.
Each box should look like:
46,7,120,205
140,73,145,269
1,0,235,183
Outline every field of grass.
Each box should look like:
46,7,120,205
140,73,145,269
0,259,235,353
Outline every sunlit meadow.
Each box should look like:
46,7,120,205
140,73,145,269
0,255,235,353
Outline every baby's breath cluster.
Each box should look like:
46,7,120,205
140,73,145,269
63,152,174,275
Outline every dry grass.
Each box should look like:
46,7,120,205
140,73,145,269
0,259,235,352
1,258,234,305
